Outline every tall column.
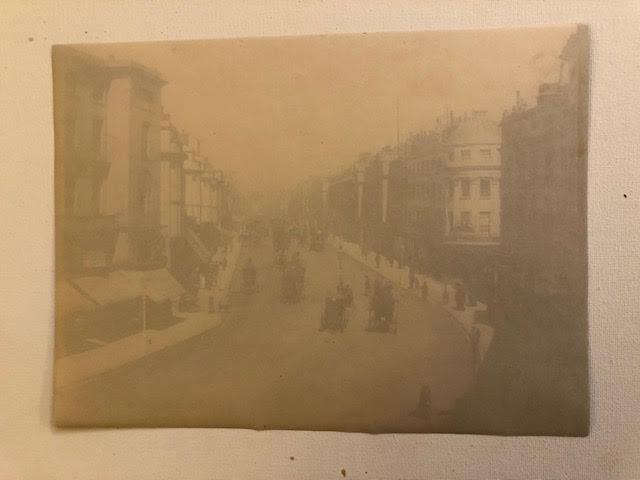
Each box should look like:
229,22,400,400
356,165,365,219
321,178,329,231
381,160,389,223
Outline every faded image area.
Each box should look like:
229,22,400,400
53,25,589,435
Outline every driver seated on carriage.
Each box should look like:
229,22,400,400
336,277,353,308
367,280,396,332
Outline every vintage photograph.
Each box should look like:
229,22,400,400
53,25,589,435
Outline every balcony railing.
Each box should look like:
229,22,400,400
444,226,499,245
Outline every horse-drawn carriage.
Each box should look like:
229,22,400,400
320,296,347,331
367,281,397,334
319,281,353,332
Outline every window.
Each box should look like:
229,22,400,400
448,211,454,231
460,211,472,227
461,149,471,161
449,151,455,163
479,212,491,237
480,178,491,197
461,179,470,198
448,180,455,198
480,148,491,161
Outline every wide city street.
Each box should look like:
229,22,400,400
55,238,474,433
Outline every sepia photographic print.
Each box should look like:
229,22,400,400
53,25,589,435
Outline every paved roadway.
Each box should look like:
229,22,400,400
55,239,473,432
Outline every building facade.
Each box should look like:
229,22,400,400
53,48,185,358
101,58,168,269
53,47,119,275
400,130,446,274
159,113,187,271
443,111,501,246
500,27,588,305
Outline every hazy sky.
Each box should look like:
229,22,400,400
77,26,575,194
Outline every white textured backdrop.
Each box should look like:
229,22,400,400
1,1,639,479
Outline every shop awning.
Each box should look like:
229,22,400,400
71,270,143,306
119,268,185,303
55,279,98,320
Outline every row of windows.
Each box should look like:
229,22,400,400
448,211,494,236
448,178,493,198
407,183,440,197
450,148,494,162
407,158,442,174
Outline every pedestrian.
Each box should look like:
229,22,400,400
410,384,433,428
455,282,466,311
442,283,450,304
375,253,381,269
344,283,354,308
421,280,429,301
364,275,371,296
409,266,416,289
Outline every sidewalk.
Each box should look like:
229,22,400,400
55,234,243,389
328,234,494,363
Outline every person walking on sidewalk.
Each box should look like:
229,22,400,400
421,280,429,301
410,384,433,429
469,325,481,381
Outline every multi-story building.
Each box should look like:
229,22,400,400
183,137,203,222
400,130,446,274
101,58,168,269
159,113,187,267
325,145,406,263
180,135,233,276
183,137,222,227
500,27,588,304
53,47,119,275
53,48,185,358
327,164,359,244
440,111,501,297
443,111,502,246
